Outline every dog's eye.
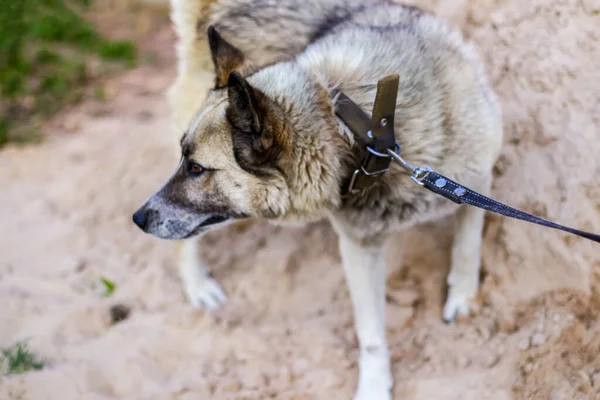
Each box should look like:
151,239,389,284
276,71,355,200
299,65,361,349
187,162,204,176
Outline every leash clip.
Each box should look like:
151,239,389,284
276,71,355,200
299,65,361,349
411,167,432,186
386,148,431,186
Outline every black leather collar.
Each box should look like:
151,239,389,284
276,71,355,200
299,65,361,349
334,74,400,197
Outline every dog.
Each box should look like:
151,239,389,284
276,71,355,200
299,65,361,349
132,0,503,398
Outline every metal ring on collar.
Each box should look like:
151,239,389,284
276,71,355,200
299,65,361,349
366,141,401,158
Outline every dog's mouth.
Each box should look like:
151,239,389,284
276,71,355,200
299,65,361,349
184,214,230,238
201,214,230,228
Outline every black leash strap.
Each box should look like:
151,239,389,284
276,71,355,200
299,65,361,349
420,169,600,243
387,148,600,244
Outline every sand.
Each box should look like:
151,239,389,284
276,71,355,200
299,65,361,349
1,0,599,399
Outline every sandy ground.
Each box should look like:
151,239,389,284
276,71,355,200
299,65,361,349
1,0,600,399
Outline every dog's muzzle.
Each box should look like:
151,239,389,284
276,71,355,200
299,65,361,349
132,199,233,240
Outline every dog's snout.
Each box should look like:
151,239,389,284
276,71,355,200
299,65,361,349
131,194,202,239
132,208,148,230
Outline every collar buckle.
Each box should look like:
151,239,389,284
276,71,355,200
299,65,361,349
344,142,401,197
336,74,400,198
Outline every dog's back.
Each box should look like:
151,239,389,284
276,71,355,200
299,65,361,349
297,3,503,188
169,0,377,126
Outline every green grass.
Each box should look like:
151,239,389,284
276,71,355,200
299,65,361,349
0,117,9,147
1,342,45,375
100,276,117,297
0,0,137,148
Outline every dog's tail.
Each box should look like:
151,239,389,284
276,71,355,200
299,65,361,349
170,0,216,75
167,0,217,130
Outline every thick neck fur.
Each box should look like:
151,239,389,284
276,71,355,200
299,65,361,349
246,62,355,221
242,28,440,219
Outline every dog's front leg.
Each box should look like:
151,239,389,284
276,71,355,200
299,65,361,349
338,233,391,400
177,239,226,310
443,175,491,322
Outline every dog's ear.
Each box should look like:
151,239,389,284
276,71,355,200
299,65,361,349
227,71,270,140
227,72,287,173
207,26,246,88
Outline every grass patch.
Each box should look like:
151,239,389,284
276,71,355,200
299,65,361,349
100,276,117,297
0,117,9,147
1,342,46,376
0,0,137,148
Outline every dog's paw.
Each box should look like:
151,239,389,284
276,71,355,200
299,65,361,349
354,378,392,400
443,284,477,323
354,354,392,400
184,276,227,310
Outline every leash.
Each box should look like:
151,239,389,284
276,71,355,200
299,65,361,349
335,75,600,244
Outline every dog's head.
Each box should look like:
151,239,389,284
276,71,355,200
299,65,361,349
133,27,341,240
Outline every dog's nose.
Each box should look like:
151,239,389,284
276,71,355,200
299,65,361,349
132,208,147,230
